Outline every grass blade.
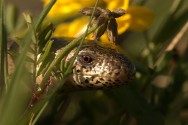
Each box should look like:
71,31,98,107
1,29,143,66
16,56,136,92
35,0,56,31
0,0,7,93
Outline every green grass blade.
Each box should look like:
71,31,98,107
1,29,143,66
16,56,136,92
0,0,8,93
35,0,56,31
40,26,97,86
0,0,57,124
64,0,100,75
30,0,101,123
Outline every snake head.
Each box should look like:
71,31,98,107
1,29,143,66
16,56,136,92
65,41,136,89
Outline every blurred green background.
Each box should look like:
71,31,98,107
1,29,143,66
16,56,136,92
6,0,42,16
2,0,188,125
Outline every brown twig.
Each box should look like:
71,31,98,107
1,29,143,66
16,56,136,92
154,21,188,67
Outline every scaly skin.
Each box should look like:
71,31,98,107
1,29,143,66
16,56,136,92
51,38,136,90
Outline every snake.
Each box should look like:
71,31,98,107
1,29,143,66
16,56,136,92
4,37,136,91
49,38,136,90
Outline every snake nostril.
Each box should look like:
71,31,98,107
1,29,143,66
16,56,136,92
76,69,80,73
85,79,89,83
115,72,120,76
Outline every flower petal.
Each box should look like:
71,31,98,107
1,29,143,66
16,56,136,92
43,0,105,23
100,34,121,51
104,0,129,10
116,14,131,34
127,6,155,31
53,17,88,37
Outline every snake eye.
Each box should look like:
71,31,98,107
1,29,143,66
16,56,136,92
79,54,93,64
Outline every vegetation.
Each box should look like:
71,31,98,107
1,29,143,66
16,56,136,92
0,0,188,125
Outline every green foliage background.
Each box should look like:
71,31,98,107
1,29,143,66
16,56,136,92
0,0,188,125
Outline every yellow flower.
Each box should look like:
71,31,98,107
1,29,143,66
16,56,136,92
43,0,106,23
43,0,154,40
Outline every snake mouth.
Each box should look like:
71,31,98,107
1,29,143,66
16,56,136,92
72,73,99,77
70,70,128,88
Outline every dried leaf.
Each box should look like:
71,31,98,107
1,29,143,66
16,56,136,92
95,13,108,27
107,18,118,44
112,8,126,18
93,22,108,40
79,7,102,17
